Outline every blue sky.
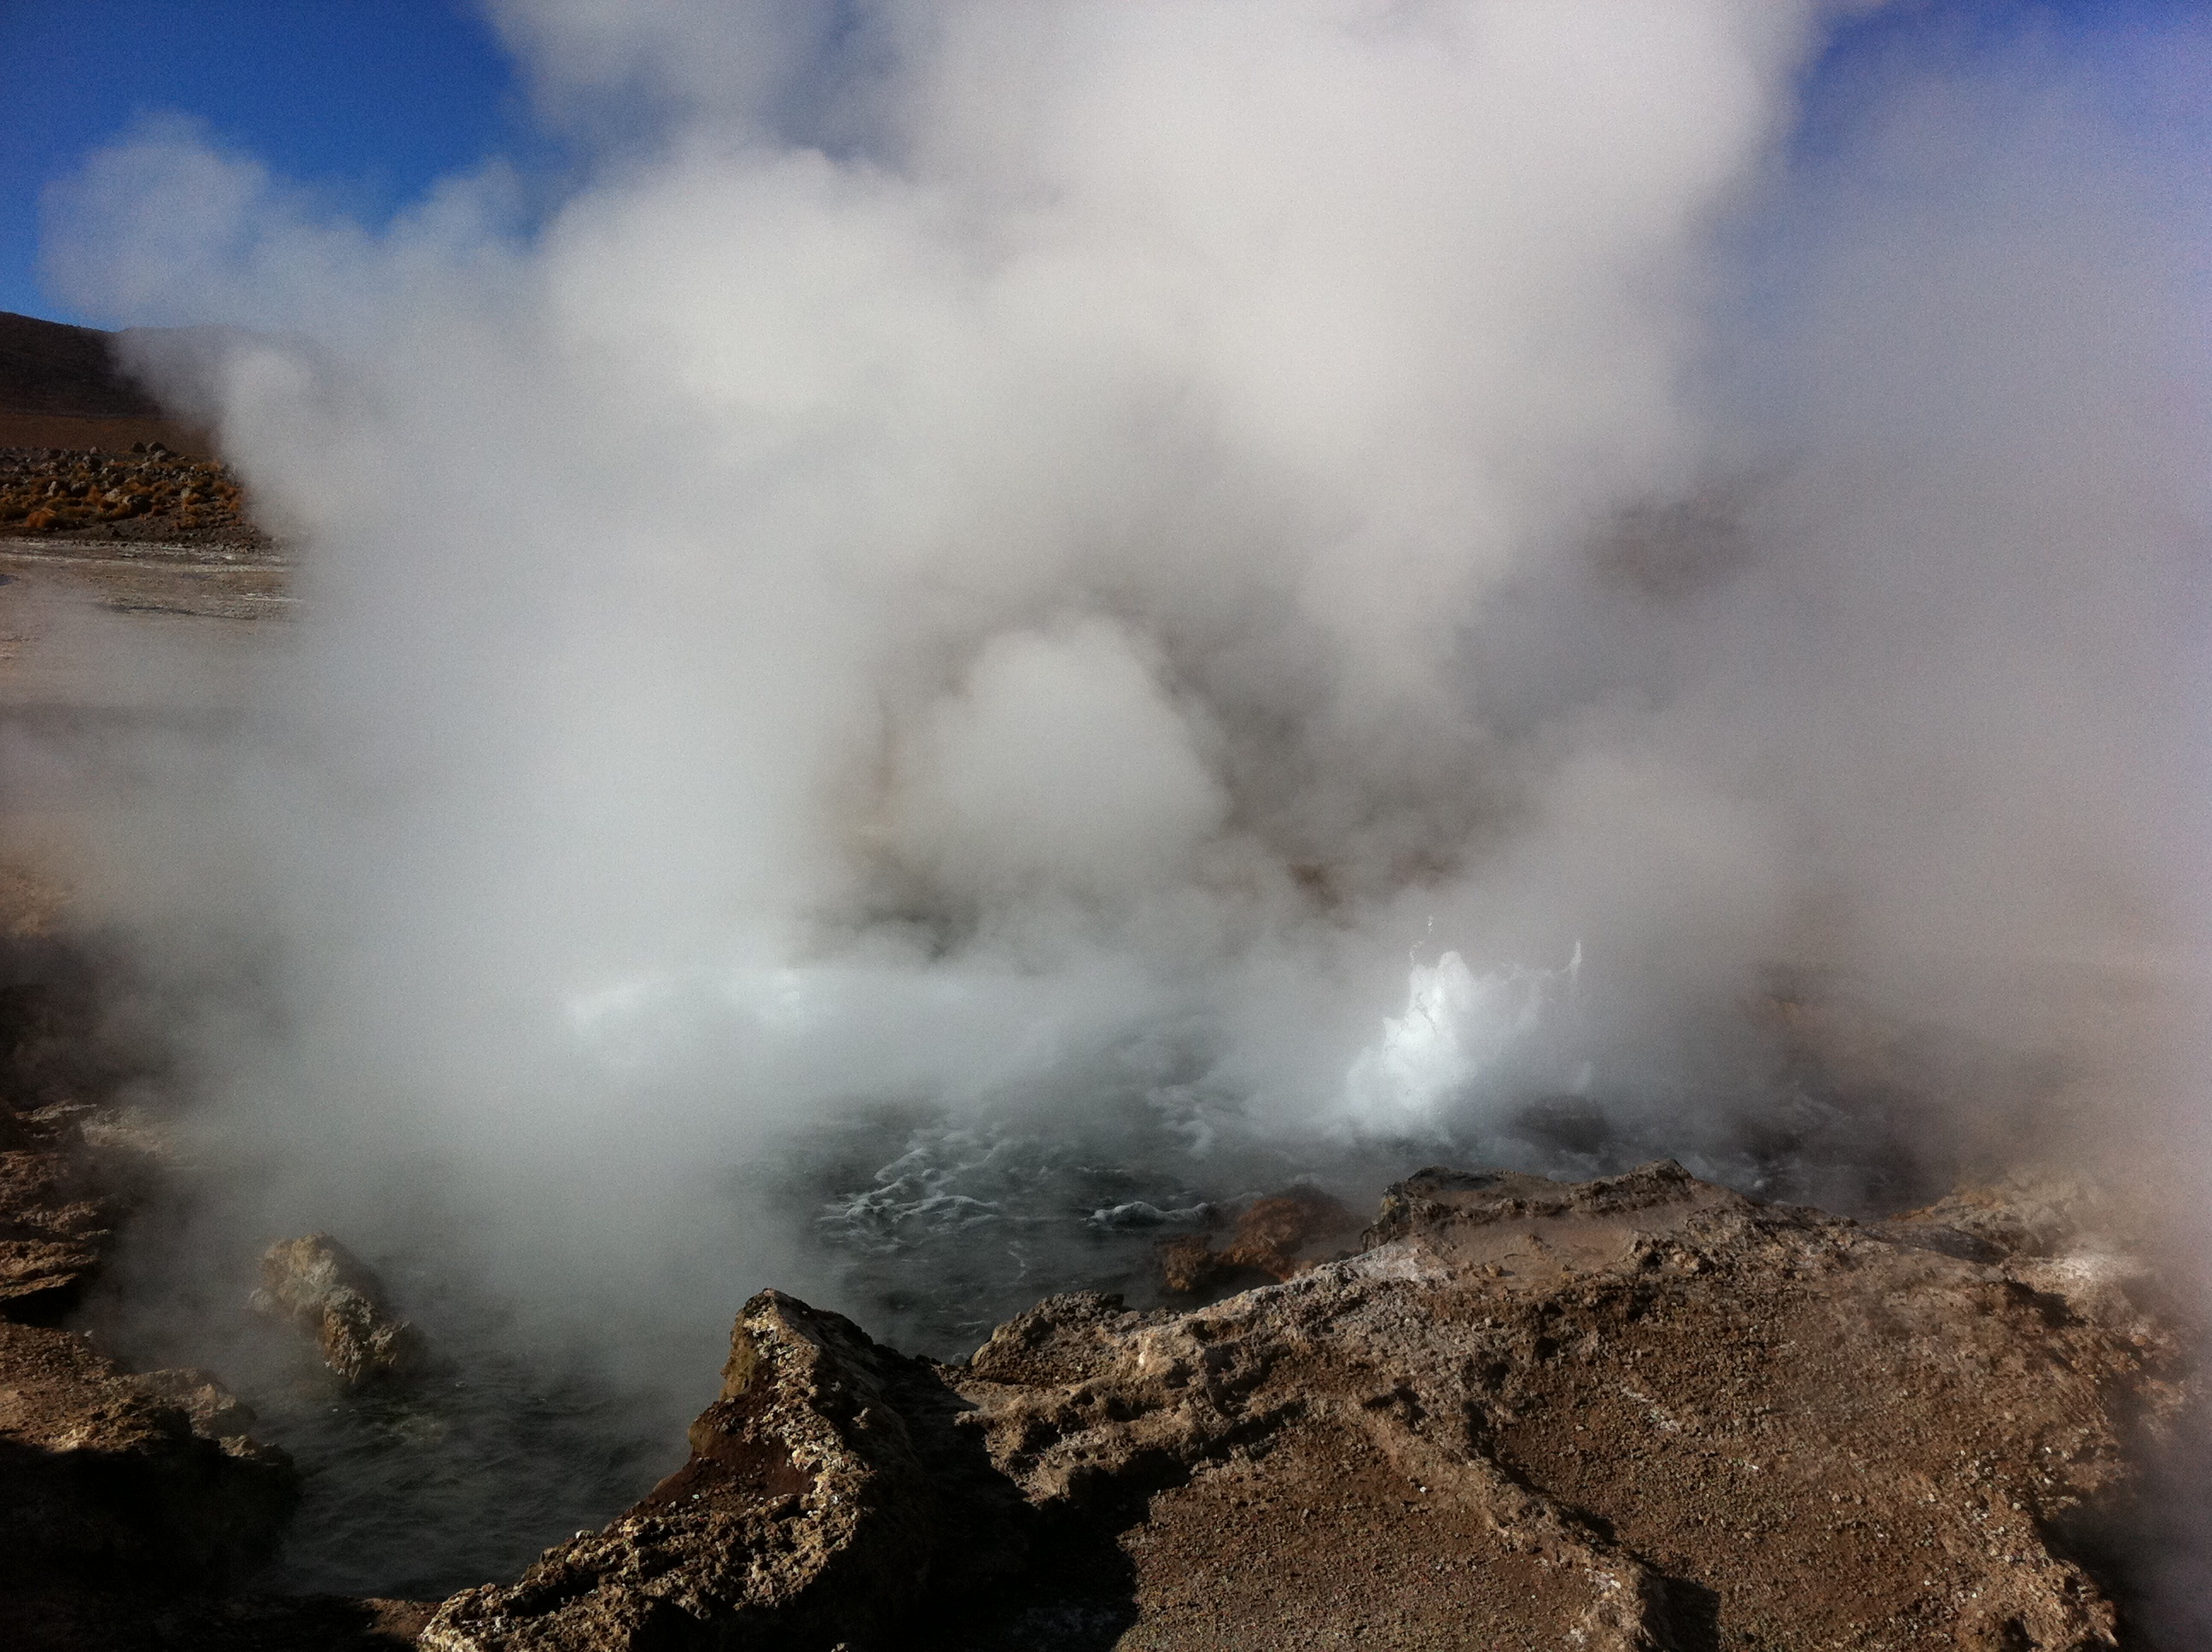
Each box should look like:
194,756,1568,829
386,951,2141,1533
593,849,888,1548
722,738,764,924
0,0,528,323
1,0,2200,329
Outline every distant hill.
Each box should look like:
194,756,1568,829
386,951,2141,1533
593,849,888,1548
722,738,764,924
0,311,162,417
0,311,209,454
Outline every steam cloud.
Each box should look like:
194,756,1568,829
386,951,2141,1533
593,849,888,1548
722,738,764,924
29,3,2212,1349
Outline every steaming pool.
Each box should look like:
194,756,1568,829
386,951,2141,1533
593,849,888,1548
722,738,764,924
143,1043,1968,1603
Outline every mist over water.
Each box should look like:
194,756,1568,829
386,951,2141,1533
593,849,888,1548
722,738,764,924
22,0,2212,1603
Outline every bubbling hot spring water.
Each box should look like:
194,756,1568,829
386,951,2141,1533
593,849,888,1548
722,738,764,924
84,942,2041,1600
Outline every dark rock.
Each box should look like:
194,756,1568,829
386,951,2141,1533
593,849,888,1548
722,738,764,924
0,1320,296,1594
250,1234,424,1387
1155,1184,1356,1294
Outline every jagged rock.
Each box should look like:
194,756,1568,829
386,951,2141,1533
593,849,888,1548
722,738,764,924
251,1233,424,1387
420,1289,1007,1651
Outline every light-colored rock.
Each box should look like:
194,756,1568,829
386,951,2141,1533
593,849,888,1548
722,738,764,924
251,1233,425,1388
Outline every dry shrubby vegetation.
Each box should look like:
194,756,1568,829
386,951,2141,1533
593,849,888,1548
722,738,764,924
0,444,253,540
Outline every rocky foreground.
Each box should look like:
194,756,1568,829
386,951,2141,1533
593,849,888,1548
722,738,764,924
3,1101,2202,1649
0,444,264,547
0,1079,2199,1650
410,1162,2192,1652
0,934,2198,1649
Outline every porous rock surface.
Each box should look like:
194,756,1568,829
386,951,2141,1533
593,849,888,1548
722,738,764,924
252,1232,426,1387
422,1160,2188,1650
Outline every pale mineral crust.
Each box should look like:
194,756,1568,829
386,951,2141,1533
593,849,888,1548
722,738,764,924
421,1160,2192,1650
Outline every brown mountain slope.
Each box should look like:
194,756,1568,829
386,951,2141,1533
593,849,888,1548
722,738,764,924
0,311,160,419
0,311,207,454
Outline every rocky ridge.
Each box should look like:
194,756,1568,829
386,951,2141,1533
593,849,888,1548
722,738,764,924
422,1160,2192,1650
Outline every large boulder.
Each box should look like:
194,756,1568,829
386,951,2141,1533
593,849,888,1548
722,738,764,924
251,1233,425,1387
420,1160,2189,1649
420,1289,1019,1650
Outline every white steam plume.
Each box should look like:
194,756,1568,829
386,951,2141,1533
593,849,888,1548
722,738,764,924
31,2,2212,1342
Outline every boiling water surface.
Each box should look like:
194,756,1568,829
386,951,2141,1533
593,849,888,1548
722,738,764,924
131,1059,1965,1600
